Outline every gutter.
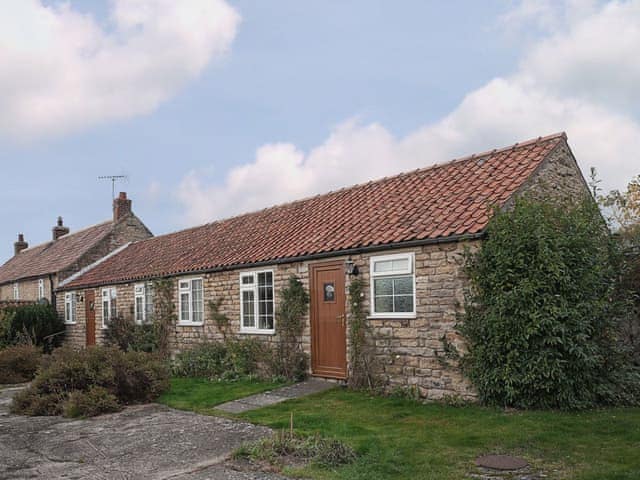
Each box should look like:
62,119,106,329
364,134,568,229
56,232,485,291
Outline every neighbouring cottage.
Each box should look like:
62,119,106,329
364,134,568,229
56,133,590,399
0,193,152,309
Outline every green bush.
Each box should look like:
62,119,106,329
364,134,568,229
10,346,170,417
460,199,640,409
63,386,121,418
172,338,267,379
0,304,64,351
104,315,158,353
0,344,42,384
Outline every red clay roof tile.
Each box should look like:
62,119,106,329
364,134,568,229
61,133,566,289
0,221,113,285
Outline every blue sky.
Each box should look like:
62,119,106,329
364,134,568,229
1,0,639,261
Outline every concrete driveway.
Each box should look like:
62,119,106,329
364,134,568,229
0,385,285,480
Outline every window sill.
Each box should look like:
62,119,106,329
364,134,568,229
64,321,77,325
177,322,204,327
368,314,416,320
240,329,275,336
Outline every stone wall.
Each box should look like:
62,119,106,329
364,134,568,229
0,276,55,303
512,139,591,205
60,242,477,400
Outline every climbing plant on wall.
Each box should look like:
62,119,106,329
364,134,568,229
152,279,176,359
272,276,309,381
347,278,380,390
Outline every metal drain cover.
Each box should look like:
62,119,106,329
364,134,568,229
475,454,528,471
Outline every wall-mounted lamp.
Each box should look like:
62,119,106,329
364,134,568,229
77,294,84,303
345,260,359,276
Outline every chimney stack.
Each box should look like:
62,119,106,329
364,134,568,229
52,216,70,241
14,233,28,255
113,192,132,222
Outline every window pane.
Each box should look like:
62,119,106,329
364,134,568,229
241,275,254,285
191,279,203,323
103,301,110,324
393,276,413,295
135,297,144,322
374,296,393,313
374,278,393,296
259,314,274,330
145,284,154,320
180,293,190,321
394,295,414,313
257,272,274,330
242,290,255,327
391,258,409,272
373,260,393,273
258,271,273,287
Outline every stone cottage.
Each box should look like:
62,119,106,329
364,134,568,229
0,193,152,309
57,133,590,398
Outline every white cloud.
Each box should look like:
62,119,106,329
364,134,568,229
0,0,240,139
175,0,640,225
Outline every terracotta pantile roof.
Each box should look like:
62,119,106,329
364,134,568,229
61,133,567,289
0,221,113,285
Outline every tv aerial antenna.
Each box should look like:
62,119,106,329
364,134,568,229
98,175,129,199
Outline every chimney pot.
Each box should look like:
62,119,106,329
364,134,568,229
52,217,70,241
14,233,28,255
113,191,132,222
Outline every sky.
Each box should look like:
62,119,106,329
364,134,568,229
1,0,639,261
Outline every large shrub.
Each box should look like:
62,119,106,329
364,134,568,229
0,344,42,384
172,338,267,380
11,346,169,417
0,304,64,351
104,315,158,353
459,199,639,409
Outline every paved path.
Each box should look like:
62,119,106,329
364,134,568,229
217,378,336,414
0,384,285,480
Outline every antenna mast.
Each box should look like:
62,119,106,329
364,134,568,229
98,175,128,199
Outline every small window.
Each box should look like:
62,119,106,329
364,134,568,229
134,282,154,324
38,279,45,300
64,292,76,324
240,270,274,333
102,288,117,328
13,283,19,300
178,278,204,325
370,253,416,317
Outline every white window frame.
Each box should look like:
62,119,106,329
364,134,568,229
239,269,275,334
369,252,416,318
178,278,204,326
64,292,76,324
38,279,45,300
13,283,19,300
101,288,117,328
134,283,154,324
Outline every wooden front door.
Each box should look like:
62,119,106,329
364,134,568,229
85,289,96,346
310,261,347,379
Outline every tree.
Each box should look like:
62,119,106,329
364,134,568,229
459,198,639,409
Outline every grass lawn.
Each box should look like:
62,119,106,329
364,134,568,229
158,377,288,413
237,388,640,480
